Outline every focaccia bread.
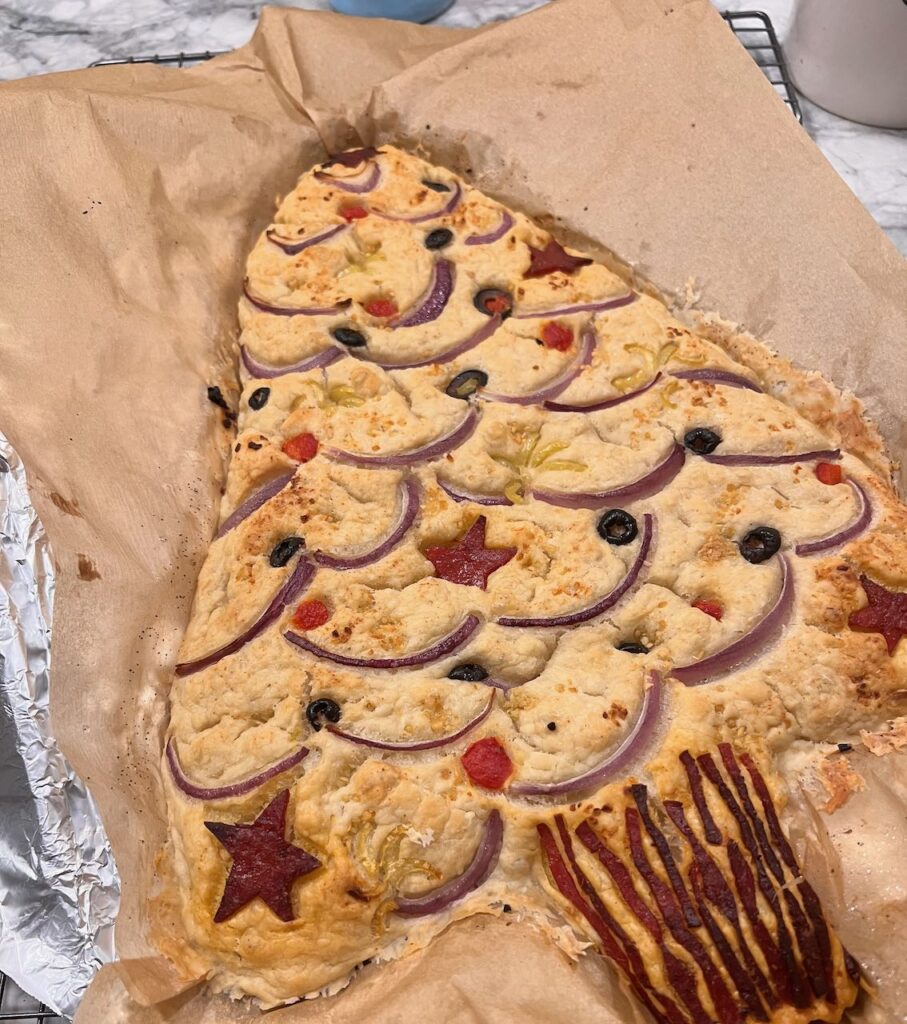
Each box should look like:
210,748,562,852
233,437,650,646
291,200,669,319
156,145,907,1021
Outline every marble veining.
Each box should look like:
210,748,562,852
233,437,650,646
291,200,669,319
0,0,904,255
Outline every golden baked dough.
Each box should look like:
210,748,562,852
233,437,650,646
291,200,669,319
156,146,907,1020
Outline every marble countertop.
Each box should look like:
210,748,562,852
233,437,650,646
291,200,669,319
1,0,904,255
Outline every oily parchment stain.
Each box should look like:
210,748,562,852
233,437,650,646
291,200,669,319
50,492,83,518
77,555,101,582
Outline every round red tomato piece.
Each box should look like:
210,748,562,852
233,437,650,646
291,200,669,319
364,298,398,318
815,462,843,486
291,599,330,631
340,205,369,221
461,737,513,790
540,321,573,352
282,432,319,463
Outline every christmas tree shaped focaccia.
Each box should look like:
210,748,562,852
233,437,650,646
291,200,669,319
158,145,907,1019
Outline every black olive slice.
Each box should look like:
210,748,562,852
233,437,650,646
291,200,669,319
473,288,513,319
617,642,649,654
249,386,271,410
332,326,367,348
684,427,722,455
739,527,782,564
445,369,488,400
269,536,305,567
597,509,638,546
422,179,451,193
425,228,454,251
447,663,489,682
306,698,342,731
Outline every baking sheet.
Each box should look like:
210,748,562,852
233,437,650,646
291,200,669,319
0,0,904,1019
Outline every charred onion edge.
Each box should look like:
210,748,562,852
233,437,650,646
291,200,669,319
265,223,349,255
509,670,663,797
672,555,793,686
314,477,420,570
794,478,871,556
376,181,462,224
314,160,381,194
356,314,502,370
437,477,512,507
545,373,662,413
242,280,352,318
498,513,654,628
702,448,841,468
323,404,478,468
176,557,315,677
670,369,762,392
512,292,638,319
241,343,345,380
465,210,515,246
480,322,596,405
215,471,295,538
327,691,494,751
285,613,480,669
166,739,309,800
393,810,503,916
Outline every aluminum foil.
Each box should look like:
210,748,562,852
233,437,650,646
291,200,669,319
0,430,119,1018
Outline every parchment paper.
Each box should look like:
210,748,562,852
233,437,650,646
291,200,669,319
0,0,904,1019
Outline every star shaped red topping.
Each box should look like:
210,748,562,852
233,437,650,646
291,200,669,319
424,515,516,590
205,790,320,923
848,574,907,655
524,239,592,279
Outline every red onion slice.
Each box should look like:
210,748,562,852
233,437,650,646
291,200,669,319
393,810,503,917
498,513,653,628
285,614,480,669
266,223,348,255
702,448,841,468
465,211,515,246
480,323,596,406
670,369,762,392
215,472,295,539
321,147,381,168
243,280,351,318
377,181,462,224
533,444,685,510
513,292,637,320
241,343,345,380
673,555,794,686
324,405,478,468
176,557,315,677
327,692,494,751
166,739,309,800
438,478,512,507
795,478,872,556
357,314,502,370
314,160,381,194
510,671,663,798
314,478,420,570
391,259,454,329
545,373,662,413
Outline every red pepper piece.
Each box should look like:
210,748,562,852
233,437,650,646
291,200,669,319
815,462,843,485
424,515,516,590
204,790,320,922
693,599,724,621
291,599,330,631
524,239,592,279
340,205,369,221
848,574,907,655
364,297,398,318
461,737,513,790
540,321,573,351
282,432,319,463
323,147,380,169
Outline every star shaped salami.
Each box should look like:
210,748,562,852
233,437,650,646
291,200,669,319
205,790,320,923
425,516,517,590
524,239,592,279
848,574,907,655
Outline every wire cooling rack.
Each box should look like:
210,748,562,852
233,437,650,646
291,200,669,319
1,9,795,1023
87,9,802,121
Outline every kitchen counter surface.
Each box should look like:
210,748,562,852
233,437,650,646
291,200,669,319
1,0,904,254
